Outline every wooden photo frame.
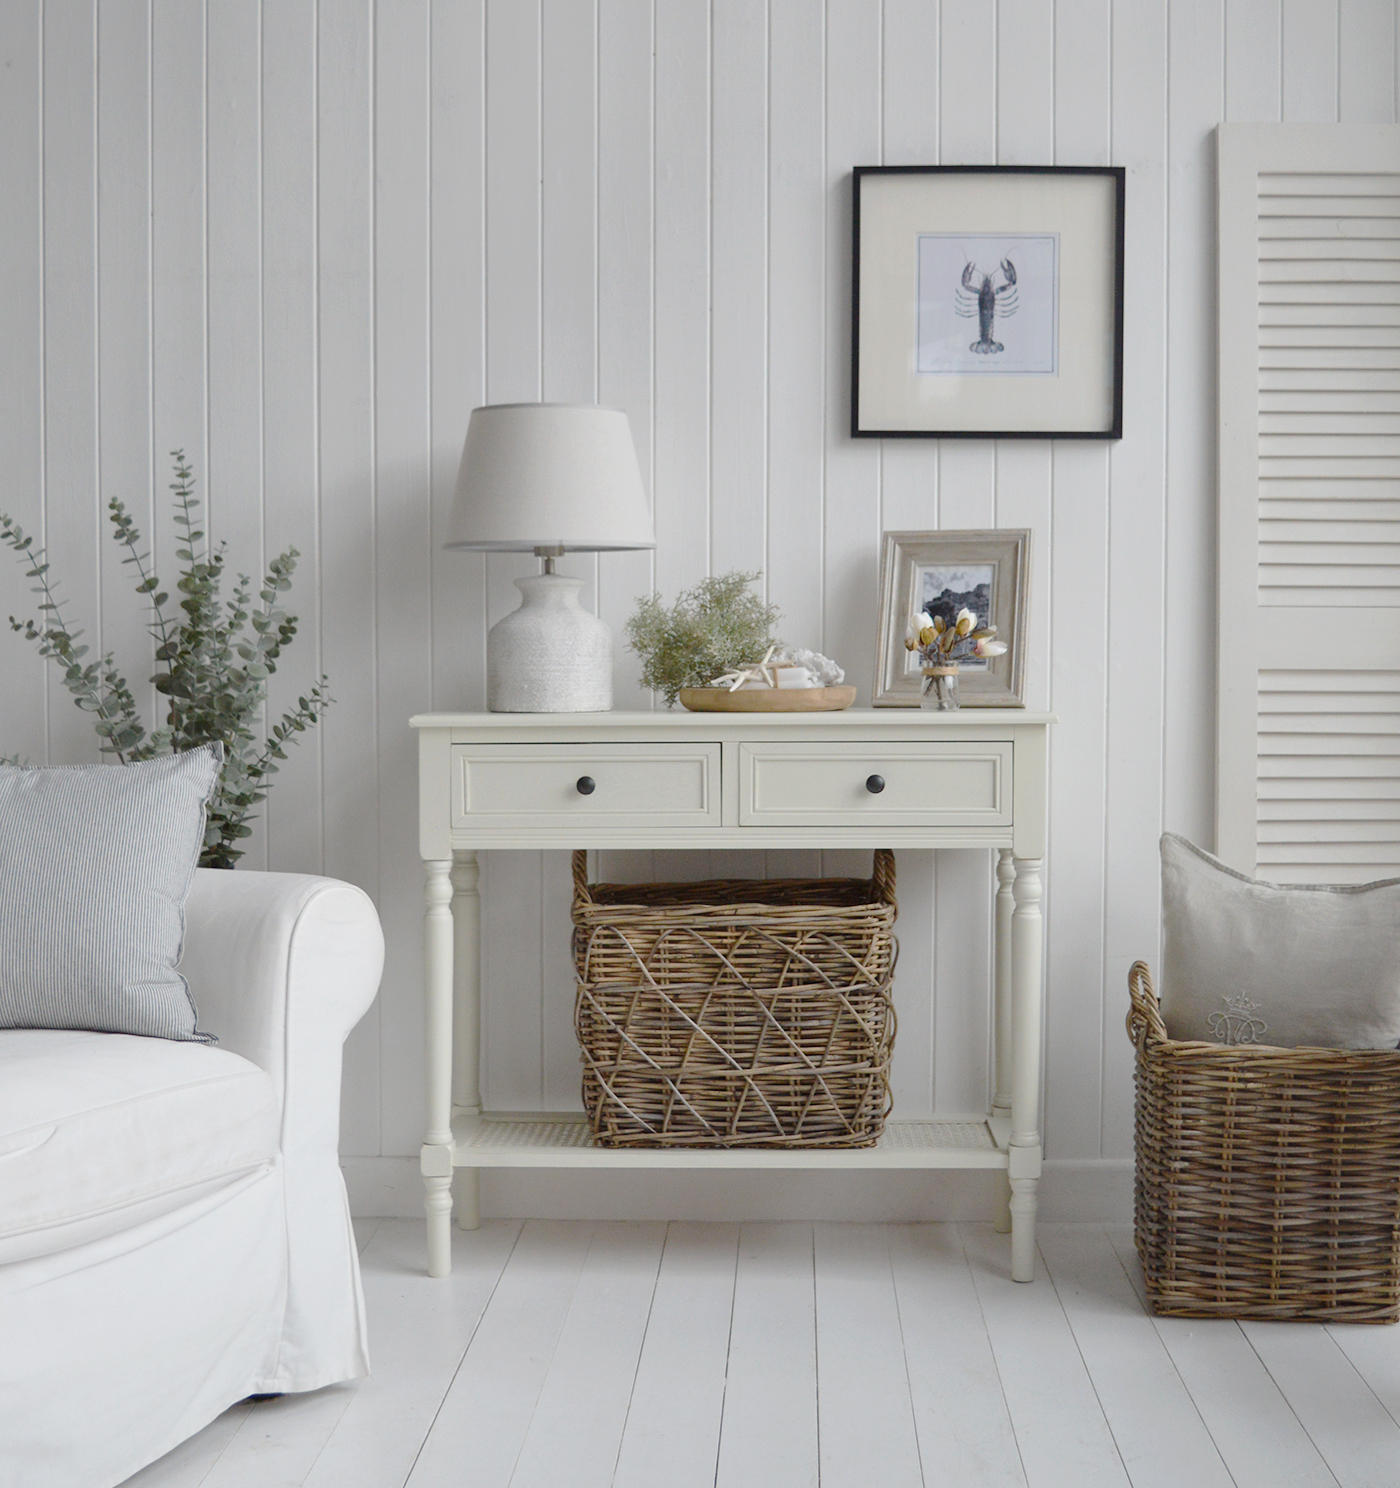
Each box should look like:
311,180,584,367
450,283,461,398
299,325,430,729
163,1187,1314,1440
852,166,1125,438
873,529,1030,708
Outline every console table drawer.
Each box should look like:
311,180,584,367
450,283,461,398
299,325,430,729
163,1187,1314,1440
738,741,1012,829
451,743,721,830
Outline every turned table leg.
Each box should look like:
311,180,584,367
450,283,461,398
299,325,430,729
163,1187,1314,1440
452,853,482,1231
422,859,455,1277
1009,856,1044,1282
993,848,1015,1234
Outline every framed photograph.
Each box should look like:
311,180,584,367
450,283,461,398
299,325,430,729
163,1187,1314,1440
852,166,1125,438
874,529,1030,708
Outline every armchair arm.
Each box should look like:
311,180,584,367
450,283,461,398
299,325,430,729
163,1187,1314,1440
178,868,384,1389
181,868,383,1110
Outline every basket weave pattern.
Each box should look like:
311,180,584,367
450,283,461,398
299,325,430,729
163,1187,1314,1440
573,851,898,1148
1128,959,1400,1322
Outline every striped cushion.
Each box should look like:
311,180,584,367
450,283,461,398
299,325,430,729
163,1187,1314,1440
0,745,223,1041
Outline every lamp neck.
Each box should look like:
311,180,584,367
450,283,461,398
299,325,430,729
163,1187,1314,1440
533,544,566,575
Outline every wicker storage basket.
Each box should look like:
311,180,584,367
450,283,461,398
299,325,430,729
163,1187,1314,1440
573,850,898,1149
1128,959,1400,1322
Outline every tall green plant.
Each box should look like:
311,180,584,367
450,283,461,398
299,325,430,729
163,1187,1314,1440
1,451,331,867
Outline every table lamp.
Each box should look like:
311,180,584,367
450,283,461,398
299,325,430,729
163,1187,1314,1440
446,403,655,711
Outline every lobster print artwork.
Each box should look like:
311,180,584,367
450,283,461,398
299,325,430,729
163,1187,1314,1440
955,258,1018,355
914,232,1058,377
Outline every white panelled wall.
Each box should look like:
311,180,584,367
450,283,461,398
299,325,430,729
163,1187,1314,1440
2,1,1397,1220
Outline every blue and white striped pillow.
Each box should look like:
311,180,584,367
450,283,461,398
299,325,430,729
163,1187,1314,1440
0,744,223,1041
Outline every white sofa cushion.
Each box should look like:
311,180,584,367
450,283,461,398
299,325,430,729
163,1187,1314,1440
0,1029,278,1263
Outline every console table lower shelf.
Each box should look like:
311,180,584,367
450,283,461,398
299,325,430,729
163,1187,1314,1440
450,1112,1013,1168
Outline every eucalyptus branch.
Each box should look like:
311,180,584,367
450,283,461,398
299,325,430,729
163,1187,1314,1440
0,513,147,760
1,453,332,866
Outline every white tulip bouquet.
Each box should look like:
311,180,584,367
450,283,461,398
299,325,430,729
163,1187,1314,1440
904,606,1008,667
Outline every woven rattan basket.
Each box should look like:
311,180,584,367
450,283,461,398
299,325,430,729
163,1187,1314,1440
572,850,898,1148
1128,959,1400,1322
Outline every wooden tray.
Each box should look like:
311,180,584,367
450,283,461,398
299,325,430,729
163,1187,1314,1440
678,685,857,713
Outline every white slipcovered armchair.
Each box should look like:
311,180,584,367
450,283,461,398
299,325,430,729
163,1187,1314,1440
0,868,384,1488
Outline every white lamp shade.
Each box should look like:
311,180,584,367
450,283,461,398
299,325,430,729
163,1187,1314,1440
445,403,654,552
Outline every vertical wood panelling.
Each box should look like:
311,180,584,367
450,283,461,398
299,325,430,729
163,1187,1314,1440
8,0,1400,1192
317,0,380,1154
1340,0,1398,118
1103,0,1170,1159
0,2,46,768
1165,0,1224,857
766,0,827,677
596,0,654,714
207,0,266,867
652,0,711,606
43,0,100,768
151,0,206,595
261,0,324,874
1283,0,1341,120
95,0,155,751
374,0,433,1155
1043,0,1112,1162
710,0,768,582
1227,0,1283,121
428,0,485,717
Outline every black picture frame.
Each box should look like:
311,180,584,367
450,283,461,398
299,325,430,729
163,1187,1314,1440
851,165,1125,439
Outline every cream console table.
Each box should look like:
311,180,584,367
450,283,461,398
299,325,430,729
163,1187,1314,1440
411,709,1052,1281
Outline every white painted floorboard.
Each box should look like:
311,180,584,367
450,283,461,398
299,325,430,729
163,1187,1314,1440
121,1219,1400,1488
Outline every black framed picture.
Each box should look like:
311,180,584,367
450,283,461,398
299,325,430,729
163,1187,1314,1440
851,165,1125,439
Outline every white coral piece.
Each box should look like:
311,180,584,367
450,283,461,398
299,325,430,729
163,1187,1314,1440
774,646,844,687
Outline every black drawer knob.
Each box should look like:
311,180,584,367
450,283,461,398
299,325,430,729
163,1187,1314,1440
576,776,596,795
865,774,885,795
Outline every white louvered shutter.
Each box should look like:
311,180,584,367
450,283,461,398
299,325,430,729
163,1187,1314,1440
1217,124,1400,882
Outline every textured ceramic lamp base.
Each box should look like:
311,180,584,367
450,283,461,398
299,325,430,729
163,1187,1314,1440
487,573,613,712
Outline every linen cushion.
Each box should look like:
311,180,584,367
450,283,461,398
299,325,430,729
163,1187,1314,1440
0,1028,278,1264
1159,832,1400,1048
0,745,222,1040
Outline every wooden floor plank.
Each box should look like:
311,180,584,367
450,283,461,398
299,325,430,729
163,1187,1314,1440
888,1223,1027,1488
1325,1322,1400,1431
813,1224,924,1488
201,1388,358,1488
507,1223,668,1488
1242,1321,1400,1488
403,1220,594,1488
960,1222,1131,1488
351,1217,382,1255
612,1223,740,1488
119,1402,255,1488
1036,1225,1232,1488
1104,1226,1339,1488
301,1218,522,1488
714,1224,819,1488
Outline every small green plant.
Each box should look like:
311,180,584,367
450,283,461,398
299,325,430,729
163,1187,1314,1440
624,571,782,708
1,451,331,868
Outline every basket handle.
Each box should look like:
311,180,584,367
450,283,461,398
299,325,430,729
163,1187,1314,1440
1126,959,1167,1050
572,849,593,906
871,848,897,910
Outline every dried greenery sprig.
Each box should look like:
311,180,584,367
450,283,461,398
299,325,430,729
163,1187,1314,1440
1,451,331,868
625,571,782,708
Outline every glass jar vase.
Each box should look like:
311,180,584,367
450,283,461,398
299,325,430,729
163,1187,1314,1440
920,664,960,710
